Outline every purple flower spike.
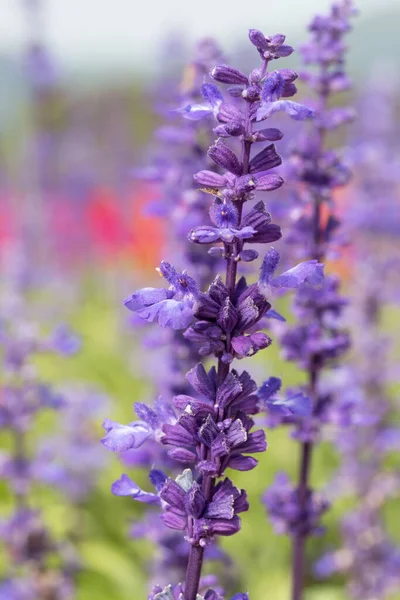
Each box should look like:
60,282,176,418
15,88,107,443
105,22,316,600
260,4,358,598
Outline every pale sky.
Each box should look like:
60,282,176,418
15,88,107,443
0,0,397,71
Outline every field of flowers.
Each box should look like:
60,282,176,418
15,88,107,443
0,1,399,599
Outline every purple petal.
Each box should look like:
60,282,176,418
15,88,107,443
237,429,267,454
205,494,235,519
226,419,247,447
185,482,206,518
255,127,283,141
270,33,286,45
217,102,244,124
161,511,187,530
194,170,227,188
233,226,257,240
217,297,239,333
148,469,168,492
276,44,294,57
175,103,213,121
270,260,325,289
227,455,258,471
186,363,215,401
111,474,160,504
262,72,285,103
257,100,315,121
210,199,239,229
207,515,241,536
101,420,152,452
159,478,186,510
208,139,242,176
266,308,286,322
260,248,281,285
136,299,193,329
248,29,268,50
254,172,284,191
239,249,259,262
167,448,197,464
231,335,253,358
201,83,223,108
134,403,159,429
258,377,282,401
198,414,220,446
189,226,221,244
124,287,171,311
249,144,282,173
267,392,312,417
162,423,196,447
210,64,248,85
251,224,282,244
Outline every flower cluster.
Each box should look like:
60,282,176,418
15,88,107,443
0,310,80,598
314,83,400,600
259,2,356,599
148,583,249,600
263,473,329,537
36,385,109,502
103,26,319,600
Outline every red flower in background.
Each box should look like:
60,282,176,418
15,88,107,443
126,182,165,270
1,183,165,273
0,193,16,246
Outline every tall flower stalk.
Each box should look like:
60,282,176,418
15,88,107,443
260,3,356,599
315,84,400,599
103,28,319,600
0,298,80,598
0,247,106,598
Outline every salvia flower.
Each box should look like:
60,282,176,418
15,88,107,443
259,3,356,599
124,261,199,330
0,306,84,598
104,25,315,600
264,473,329,537
315,83,400,599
